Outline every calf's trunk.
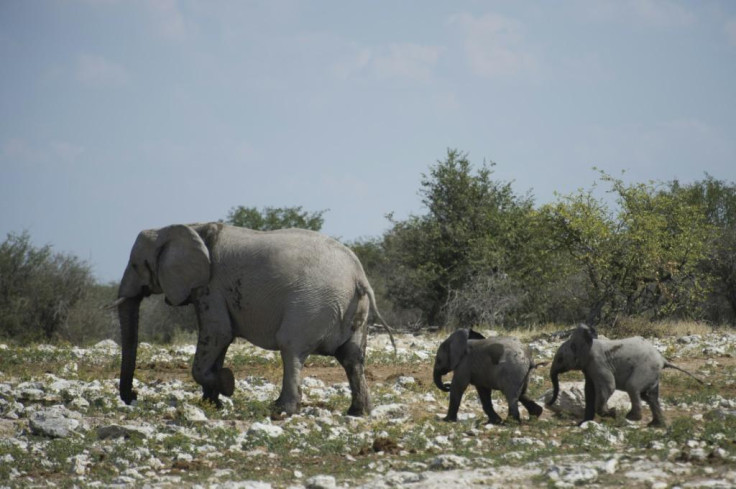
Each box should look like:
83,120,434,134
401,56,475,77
434,369,450,392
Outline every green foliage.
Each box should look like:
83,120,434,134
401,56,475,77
543,172,713,324
381,149,537,326
225,205,327,231
60,282,118,345
0,231,95,343
668,175,736,323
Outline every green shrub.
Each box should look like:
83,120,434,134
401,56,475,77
0,231,95,343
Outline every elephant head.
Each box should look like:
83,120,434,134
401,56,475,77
115,224,211,404
433,329,485,392
547,323,597,406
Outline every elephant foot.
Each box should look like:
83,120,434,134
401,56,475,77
626,410,643,421
272,398,300,417
120,389,138,405
600,408,616,418
442,415,458,422
347,405,370,417
524,401,544,418
218,368,235,397
485,416,503,425
201,394,223,409
648,418,666,428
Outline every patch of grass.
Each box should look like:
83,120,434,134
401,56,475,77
702,414,736,451
232,398,273,420
161,432,195,454
229,349,280,369
665,416,699,444
600,319,713,339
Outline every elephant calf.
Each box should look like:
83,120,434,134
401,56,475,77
433,329,544,424
547,324,704,427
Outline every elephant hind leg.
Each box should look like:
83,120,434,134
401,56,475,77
520,395,543,417
476,386,503,424
335,335,371,416
274,350,306,416
625,388,643,421
642,383,666,427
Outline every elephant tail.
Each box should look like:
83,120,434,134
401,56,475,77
362,282,397,354
663,361,706,385
514,360,546,402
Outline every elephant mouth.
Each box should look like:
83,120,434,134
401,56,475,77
433,368,451,392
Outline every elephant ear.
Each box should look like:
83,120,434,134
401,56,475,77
488,344,505,365
449,329,471,371
155,225,211,306
468,329,485,340
577,323,596,346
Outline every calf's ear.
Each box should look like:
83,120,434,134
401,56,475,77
449,329,471,370
468,329,485,340
488,344,504,365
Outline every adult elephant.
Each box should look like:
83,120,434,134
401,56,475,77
111,222,393,416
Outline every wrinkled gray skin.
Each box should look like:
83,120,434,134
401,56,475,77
433,329,544,424
114,223,393,416
547,324,704,426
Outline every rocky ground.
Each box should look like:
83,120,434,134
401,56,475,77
0,328,735,488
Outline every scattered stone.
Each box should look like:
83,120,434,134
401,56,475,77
305,474,336,489
542,382,632,419
430,454,468,470
97,424,152,440
92,339,119,352
547,464,598,486
179,403,207,422
28,405,82,438
248,421,284,438
370,403,408,420
1,331,734,488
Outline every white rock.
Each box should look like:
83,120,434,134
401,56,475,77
370,403,408,420
92,339,119,351
248,422,284,438
180,404,208,422
542,382,632,419
547,465,598,486
28,405,82,438
69,454,89,475
306,474,336,489
430,454,468,470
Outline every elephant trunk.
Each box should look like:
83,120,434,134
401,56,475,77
548,368,560,406
119,296,142,405
433,368,451,392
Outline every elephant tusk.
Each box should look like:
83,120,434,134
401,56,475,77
102,297,127,311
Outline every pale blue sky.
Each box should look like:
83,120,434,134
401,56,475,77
2,1,735,282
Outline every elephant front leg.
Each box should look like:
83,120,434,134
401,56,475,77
201,345,233,408
594,372,616,419
192,297,235,409
274,350,305,416
443,378,469,422
582,373,596,424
